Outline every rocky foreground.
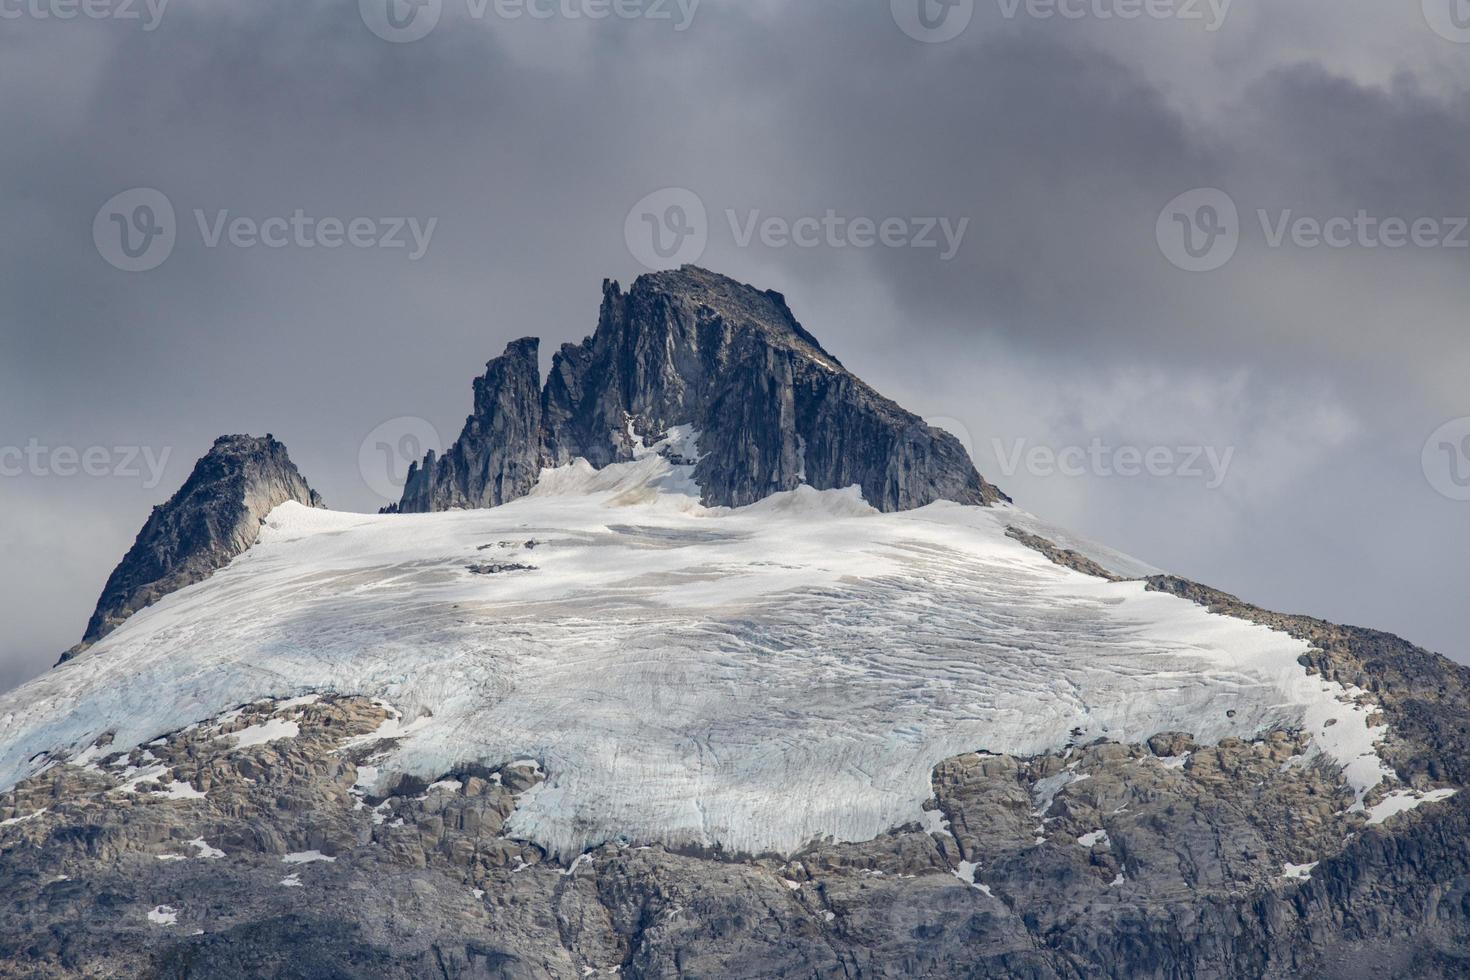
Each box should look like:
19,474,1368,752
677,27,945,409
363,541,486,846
5,536,1469,978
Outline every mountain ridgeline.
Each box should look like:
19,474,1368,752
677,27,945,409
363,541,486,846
63,268,1003,663
394,266,1007,514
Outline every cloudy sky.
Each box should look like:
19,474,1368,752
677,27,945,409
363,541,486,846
2,0,1468,692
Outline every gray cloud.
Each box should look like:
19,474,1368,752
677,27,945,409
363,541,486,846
2,0,1468,690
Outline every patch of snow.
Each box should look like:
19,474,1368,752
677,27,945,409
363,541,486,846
114,764,168,794
279,873,302,888
1282,861,1318,881
0,456,1401,859
147,905,178,925
1077,830,1110,849
561,853,591,877
1033,771,1090,816
953,860,990,894
282,850,335,864
0,808,46,827
472,888,485,899
188,838,225,859
276,694,320,711
919,806,952,837
152,779,207,801
1158,754,1190,770
338,711,432,751
1109,872,1126,887
1362,788,1457,825
426,779,462,794
69,740,109,768
156,854,187,861
217,717,299,750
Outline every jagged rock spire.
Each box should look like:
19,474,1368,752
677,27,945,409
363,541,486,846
59,434,321,663
395,338,543,513
399,266,1006,515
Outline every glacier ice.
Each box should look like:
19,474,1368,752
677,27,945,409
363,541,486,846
0,449,1393,858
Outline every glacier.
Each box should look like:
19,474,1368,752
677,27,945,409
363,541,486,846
0,441,1391,858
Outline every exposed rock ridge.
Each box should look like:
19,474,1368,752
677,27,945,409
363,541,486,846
395,338,542,514
59,435,321,663
399,266,1006,514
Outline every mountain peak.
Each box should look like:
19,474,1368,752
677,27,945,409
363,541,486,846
399,267,1006,514
58,433,321,663
610,265,840,365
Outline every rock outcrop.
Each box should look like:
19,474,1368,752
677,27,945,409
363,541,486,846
395,267,1006,514
396,338,543,513
59,435,321,663
5,641,1469,979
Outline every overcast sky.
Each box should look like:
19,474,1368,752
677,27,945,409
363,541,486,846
2,0,1468,692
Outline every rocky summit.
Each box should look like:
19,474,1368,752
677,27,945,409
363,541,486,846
58,434,321,664
5,269,1470,979
395,266,1006,515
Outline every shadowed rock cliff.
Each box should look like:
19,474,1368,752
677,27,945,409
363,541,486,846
58,435,320,663
396,338,543,513
398,266,1006,514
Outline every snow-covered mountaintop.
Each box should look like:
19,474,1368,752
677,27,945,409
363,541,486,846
0,437,1390,857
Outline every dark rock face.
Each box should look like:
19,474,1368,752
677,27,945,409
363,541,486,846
398,267,1006,515
396,338,543,514
59,435,320,663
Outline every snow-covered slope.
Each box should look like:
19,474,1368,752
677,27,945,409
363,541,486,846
0,438,1390,858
